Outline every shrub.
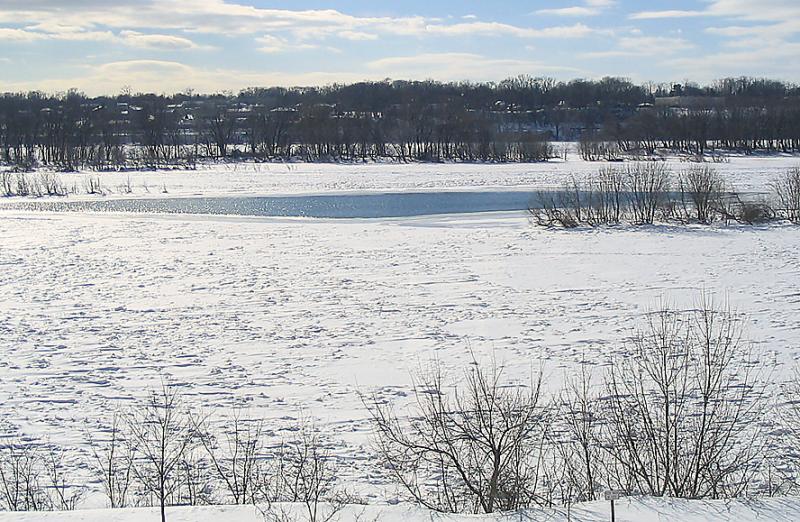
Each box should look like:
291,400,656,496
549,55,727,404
772,168,800,223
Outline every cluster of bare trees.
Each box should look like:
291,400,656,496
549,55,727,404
5,298,800,517
0,171,67,197
773,168,800,223
3,77,800,169
581,79,800,157
578,137,622,162
0,444,85,512
600,300,763,500
0,171,153,197
531,164,797,228
364,297,781,515
367,361,548,514
2,386,347,522
606,106,800,156
0,87,557,169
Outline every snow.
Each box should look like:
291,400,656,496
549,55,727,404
1,157,800,517
3,154,797,202
3,497,800,522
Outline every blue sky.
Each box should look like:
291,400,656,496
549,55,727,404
0,0,798,95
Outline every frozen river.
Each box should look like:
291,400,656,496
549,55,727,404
6,190,544,218
3,189,755,218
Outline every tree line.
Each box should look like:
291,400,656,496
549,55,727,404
2,297,800,519
586,105,800,159
2,77,800,170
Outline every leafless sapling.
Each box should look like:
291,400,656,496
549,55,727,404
127,383,196,522
195,409,266,505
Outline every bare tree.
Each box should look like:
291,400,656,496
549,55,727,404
729,195,776,225
127,383,196,522
579,136,620,162
625,163,671,224
679,166,724,224
199,104,238,158
0,442,84,512
770,373,800,495
531,191,579,228
366,359,549,514
773,167,800,223
0,443,48,511
531,166,674,228
174,447,214,506
90,413,136,508
554,364,604,505
41,447,85,511
590,167,625,225
195,409,265,505
262,419,345,522
602,295,764,499
559,177,589,226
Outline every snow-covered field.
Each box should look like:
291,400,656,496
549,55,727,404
1,157,800,517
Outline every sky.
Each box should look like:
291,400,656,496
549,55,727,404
0,0,798,95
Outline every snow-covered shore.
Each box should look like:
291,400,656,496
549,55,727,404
1,154,798,202
3,496,800,522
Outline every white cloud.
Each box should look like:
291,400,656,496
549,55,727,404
0,59,371,95
706,0,800,22
705,22,799,50
0,52,579,95
256,35,309,53
664,43,800,81
0,2,601,94
632,1,800,22
366,52,579,81
582,36,694,59
0,55,573,95
0,27,48,41
0,24,207,50
629,10,708,20
415,22,595,39
337,30,378,41
5,0,798,92
535,0,615,18
701,5,800,56
618,36,693,53
119,31,206,50
0,26,117,43
536,7,599,17
0,2,598,43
